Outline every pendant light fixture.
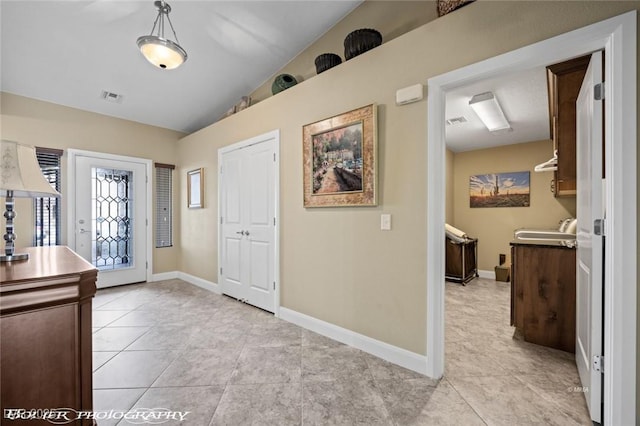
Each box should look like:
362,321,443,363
137,1,187,70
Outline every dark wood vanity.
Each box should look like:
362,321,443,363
510,240,576,353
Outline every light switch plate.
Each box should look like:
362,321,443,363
381,214,391,231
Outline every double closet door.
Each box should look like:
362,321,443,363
219,133,278,313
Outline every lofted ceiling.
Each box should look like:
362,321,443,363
0,0,361,134
2,1,555,150
445,66,551,153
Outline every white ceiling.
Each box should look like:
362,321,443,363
0,0,361,134
2,2,555,149
445,66,551,152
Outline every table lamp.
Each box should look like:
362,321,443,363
0,140,60,262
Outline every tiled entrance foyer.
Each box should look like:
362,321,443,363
92,278,590,425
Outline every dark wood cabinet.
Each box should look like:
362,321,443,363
1,246,97,425
546,55,590,197
445,237,478,285
510,242,576,352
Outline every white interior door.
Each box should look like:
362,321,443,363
220,148,245,301
75,155,147,288
575,50,604,423
220,135,277,312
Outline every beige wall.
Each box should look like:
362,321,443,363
178,1,639,357
446,148,455,224
248,0,438,105
0,92,184,274
450,140,576,271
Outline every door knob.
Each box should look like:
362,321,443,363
78,228,89,234
244,230,250,236
236,231,244,235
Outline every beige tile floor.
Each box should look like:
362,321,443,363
92,277,590,425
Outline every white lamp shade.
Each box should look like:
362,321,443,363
137,35,187,70
0,140,60,198
469,92,511,132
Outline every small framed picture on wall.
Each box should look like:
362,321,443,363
188,168,204,209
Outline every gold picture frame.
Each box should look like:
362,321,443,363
303,104,377,207
187,168,204,209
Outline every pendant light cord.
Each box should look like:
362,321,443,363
147,0,180,44
166,14,181,45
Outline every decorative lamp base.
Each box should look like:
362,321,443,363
0,252,29,262
2,190,28,262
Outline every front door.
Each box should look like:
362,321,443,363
74,154,147,288
219,133,277,312
575,50,604,423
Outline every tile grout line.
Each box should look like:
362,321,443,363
444,377,489,426
207,312,250,425
92,296,146,426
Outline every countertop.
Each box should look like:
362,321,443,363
510,239,576,249
1,246,96,284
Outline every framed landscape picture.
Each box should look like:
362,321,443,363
469,171,530,208
303,104,377,207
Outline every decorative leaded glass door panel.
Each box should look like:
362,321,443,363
92,167,133,270
74,155,147,288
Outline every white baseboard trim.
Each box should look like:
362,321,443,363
152,273,426,374
279,307,428,375
478,269,496,280
151,271,179,281
177,272,221,294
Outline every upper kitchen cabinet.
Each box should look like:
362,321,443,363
546,55,591,197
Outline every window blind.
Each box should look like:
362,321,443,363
34,147,62,246
155,163,174,248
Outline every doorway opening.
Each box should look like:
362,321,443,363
426,11,637,425
442,55,592,422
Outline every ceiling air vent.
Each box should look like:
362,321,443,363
100,90,124,104
446,116,468,126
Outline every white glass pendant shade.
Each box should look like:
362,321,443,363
137,35,187,70
137,1,187,70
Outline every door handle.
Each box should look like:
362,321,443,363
78,228,89,234
235,230,250,236
244,231,250,236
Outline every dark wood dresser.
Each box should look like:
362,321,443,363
1,246,97,425
510,241,576,353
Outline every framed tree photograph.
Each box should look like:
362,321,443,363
187,168,204,209
303,104,377,207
